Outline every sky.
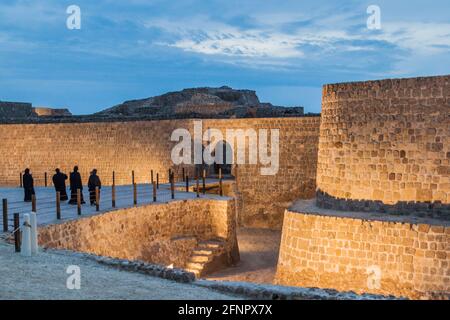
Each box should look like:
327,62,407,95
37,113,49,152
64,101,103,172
0,0,449,114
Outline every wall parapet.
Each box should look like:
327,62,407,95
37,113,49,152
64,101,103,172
38,198,239,270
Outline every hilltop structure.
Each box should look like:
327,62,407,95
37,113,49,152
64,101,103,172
0,86,308,124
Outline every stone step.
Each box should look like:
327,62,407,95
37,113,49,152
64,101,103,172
185,262,203,270
192,249,214,256
198,241,223,249
190,254,210,263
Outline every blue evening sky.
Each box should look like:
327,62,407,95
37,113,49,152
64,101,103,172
0,0,449,114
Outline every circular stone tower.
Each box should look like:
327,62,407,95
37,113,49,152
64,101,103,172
316,75,450,216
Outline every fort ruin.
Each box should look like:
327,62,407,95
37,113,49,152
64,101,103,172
0,76,448,299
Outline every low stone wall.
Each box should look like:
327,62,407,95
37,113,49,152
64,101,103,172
38,198,239,269
275,201,450,299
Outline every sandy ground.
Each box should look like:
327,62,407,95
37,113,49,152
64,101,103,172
0,242,241,300
206,228,281,284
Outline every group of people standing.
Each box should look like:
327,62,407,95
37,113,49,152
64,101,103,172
22,166,102,206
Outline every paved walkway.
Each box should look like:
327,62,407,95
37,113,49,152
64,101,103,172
0,242,241,300
0,179,227,230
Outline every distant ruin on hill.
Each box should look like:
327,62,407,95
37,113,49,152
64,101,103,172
1,86,315,124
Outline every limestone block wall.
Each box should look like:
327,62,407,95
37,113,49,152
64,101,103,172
203,118,320,228
317,75,450,213
0,101,33,119
0,120,187,186
38,198,239,268
275,209,450,299
0,117,320,228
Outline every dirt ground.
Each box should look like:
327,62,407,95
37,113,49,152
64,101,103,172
0,242,240,300
206,228,282,284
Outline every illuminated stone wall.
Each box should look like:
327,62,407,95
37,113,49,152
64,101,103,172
204,117,320,228
317,75,450,214
0,117,320,228
38,198,238,269
275,206,450,299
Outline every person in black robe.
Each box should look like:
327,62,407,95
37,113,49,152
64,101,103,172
52,168,68,201
68,166,85,204
22,168,35,202
88,169,101,205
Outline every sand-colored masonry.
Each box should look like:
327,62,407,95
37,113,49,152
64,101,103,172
0,117,320,228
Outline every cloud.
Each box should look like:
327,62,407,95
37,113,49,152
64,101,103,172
144,11,450,76
375,22,450,54
170,30,305,58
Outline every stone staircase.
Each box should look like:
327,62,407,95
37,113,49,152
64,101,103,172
185,239,227,278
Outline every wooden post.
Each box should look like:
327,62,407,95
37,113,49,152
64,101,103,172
20,172,22,188
14,213,20,253
182,168,185,182
112,171,116,208
186,175,189,193
112,185,116,208
132,170,135,185
156,173,159,189
56,192,61,220
196,175,200,198
31,194,36,213
151,170,154,184
77,189,81,215
95,187,100,211
202,169,206,195
44,172,48,187
219,168,223,196
170,173,175,200
2,199,7,232
152,181,157,202
133,183,137,206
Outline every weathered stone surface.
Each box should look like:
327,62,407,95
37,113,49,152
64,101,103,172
0,117,320,229
196,279,400,300
275,207,450,299
0,101,34,119
32,107,72,117
38,198,239,271
317,75,450,213
96,86,305,119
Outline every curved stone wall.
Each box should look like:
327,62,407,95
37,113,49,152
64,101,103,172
275,204,450,299
317,75,450,214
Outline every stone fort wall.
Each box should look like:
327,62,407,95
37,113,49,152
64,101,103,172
0,117,320,228
275,207,449,299
38,198,239,269
317,75,450,215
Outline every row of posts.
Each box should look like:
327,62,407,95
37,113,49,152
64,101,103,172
2,199,21,252
9,167,224,227
8,168,224,252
